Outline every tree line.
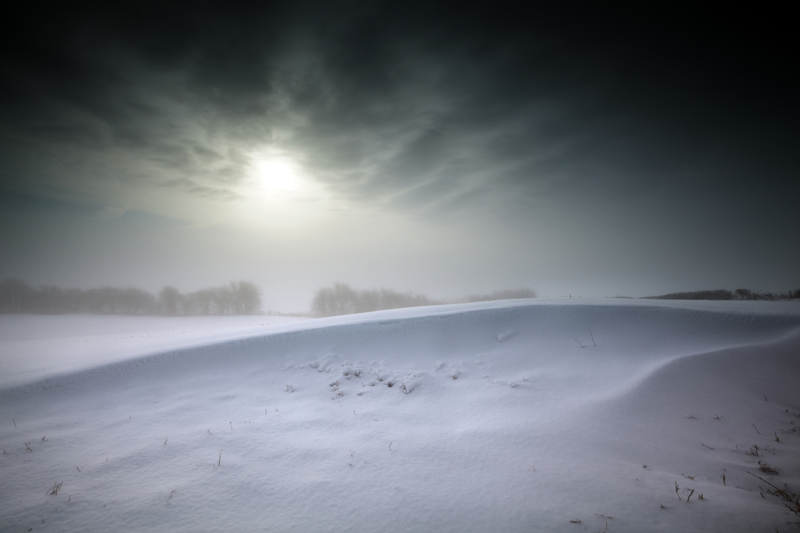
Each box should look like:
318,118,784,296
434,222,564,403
311,282,435,317
311,282,537,317
644,288,800,301
0,278,261,315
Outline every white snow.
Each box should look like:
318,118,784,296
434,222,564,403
0,314,309,389
1,299,799,532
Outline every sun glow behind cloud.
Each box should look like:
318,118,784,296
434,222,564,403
252,155,302,192
230,151,337,231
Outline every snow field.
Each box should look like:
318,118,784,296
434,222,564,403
0,314,309,389
1,300,799,532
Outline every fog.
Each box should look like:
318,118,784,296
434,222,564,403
1,3,797,311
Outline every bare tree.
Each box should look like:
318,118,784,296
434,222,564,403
357,289,381,313
312,282,360,317
212,285,231,315
188,289,215,315
231,281,261,314
311,286,333,317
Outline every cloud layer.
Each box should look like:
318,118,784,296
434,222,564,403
0,2,797,305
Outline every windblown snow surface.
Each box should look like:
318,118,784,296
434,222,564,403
1,300,799,532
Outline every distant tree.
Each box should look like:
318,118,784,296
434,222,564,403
229,281,261,314
312,282,360,317
645,289,734,300
124,287,157,314
188,289,215,315
178,292,194,315
158,286,182,316
99,287,121,314
311,286,333,317
735,288,752,300
212,285,233,315
752,291,776,301
332,282,359,315
379,288,404,310
0,278,264,315
312,283,434,317
377,288,431,310
357,288,381,313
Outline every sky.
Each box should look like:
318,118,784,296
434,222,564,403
0,2,797,311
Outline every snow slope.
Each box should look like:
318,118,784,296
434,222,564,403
1,300,799,532
0,314,309,389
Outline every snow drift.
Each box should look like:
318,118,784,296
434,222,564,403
1,299,799,532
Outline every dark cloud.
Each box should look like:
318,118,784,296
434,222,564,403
2,3,796,213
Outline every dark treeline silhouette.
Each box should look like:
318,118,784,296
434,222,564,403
644,288,800,301
311,282,537,317
0,278,261,315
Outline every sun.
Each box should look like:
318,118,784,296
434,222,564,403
251,155,301,191
236,151,335,229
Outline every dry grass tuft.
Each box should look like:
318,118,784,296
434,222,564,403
767,489,800,523
758,461,778,474
47,482,63,496
750,470,800,524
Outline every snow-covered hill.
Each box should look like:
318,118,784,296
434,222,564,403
1,300,799,532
